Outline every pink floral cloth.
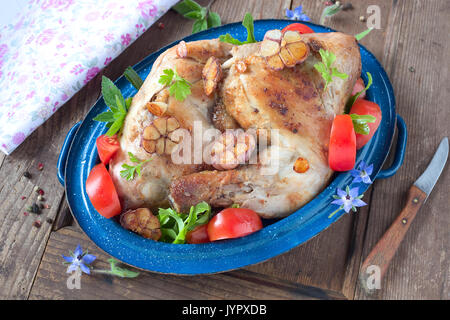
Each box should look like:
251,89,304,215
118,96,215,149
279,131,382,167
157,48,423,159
0,0,178,154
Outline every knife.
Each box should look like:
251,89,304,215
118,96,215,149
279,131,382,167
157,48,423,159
359,137,449,294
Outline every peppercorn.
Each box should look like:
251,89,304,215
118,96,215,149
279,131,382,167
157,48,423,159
342,3,353,11
37,195,44,201
38,163,44,171
23,171,32,179
46,218,53,224
33,220,41,228
31,203,41,214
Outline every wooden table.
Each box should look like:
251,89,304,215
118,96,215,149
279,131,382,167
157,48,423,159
0,0,448,300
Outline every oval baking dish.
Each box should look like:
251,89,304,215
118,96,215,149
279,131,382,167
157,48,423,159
57,20,407,275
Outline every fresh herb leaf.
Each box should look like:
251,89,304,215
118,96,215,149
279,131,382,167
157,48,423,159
350,114,376,135
355,28,373,41
345,72,373,112
173,0,202,15
192,18,208,33
207,11,221,28
93,76,129,136
107,258,139,278
320,3,342,25
219,12,256,45
173,0,221,34
158,68,192,101
313,48,348,90
123,66,144,90
157,202,211,244
231,203,240,208
120,152,151,181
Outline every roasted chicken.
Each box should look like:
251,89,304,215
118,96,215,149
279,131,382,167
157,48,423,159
110,31,361,218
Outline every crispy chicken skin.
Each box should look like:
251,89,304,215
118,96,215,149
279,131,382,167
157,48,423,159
111,32,361,218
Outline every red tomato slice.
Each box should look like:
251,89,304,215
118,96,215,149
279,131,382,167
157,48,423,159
86,163,121,218
207,208,263,241
282,23,314,34
96,134,120,164
350,99,382,150
329,114,356,171
186,225,210,244
351,78,366,99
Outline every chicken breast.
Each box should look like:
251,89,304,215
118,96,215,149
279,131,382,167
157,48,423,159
110,31,361,218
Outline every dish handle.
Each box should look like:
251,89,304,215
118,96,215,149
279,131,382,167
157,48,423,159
57,122,81,186
376,115,407,179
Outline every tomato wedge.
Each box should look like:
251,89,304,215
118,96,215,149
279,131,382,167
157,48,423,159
86,163,121,218
207,208,263,241
96,134,120,164
328,114,356,171
186,225,210,244
282,23,314,34
350,99,382,150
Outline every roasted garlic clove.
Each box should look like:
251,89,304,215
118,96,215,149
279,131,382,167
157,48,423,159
261,29,309,70
202,56,222,96
209,130,256,170
142,117,183,155
293,157,309,173
120,208,161,240
176,40,188,58
146,101,168,117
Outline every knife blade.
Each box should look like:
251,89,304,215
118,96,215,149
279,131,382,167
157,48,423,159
359,137,448,294
414,137,448,199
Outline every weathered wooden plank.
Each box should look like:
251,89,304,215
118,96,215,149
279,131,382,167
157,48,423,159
29,226,325,300
244,0,394,299
355,0,450,299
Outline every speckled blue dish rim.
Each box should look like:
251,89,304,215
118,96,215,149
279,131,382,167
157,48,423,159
57,20,407,275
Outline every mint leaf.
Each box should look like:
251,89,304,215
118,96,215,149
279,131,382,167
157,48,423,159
172,0,202,15
101,76,123,112
242,13,256,43
192,18,207,33
123,66,143,90
220,12,256,45
93,111,115,123
207,11,221,28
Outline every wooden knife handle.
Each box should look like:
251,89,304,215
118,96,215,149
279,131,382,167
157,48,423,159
359,185,427,294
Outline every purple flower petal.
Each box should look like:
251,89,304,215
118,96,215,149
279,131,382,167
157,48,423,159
343,201,353,213
365,164,373,175
294,6,303,16
337,188,347,198
352,176,363,183
285,9,294,19
67,264,79,274
350,169,359,177
349,187,360,199
80,263,90,275
62,255,74,263
74,244,82,257
299,14,311,22
362,175,372,184
352,199,367,207
331,199,344,206
82,254,96,265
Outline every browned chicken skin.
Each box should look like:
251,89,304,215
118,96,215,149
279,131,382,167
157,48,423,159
110,32,361,218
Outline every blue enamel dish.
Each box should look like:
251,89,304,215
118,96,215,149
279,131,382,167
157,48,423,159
57,20,407,274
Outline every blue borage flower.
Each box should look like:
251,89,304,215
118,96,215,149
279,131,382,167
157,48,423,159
329,186,367,218
285,5,311,21
350,161,373,184
62,244,96,274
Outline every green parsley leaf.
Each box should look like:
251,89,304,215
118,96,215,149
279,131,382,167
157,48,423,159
219,12,256,45
314,48,348,90
345,72,373,112
157,202,211,244
123,66,144,90
120,152,152,181
159,68,192,101
350,113,376,135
